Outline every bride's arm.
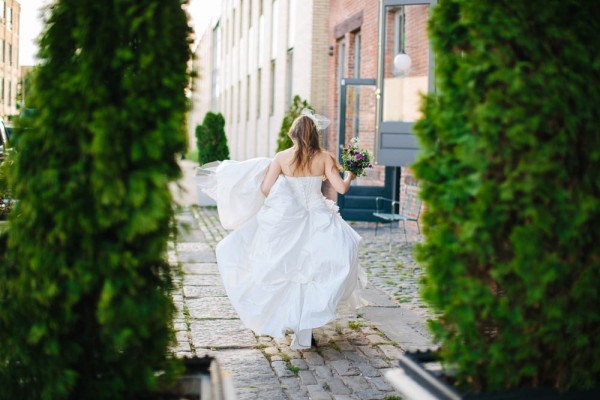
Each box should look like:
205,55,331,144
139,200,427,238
324,153,355,194
261,156,282,197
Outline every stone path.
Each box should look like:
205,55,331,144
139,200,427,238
169,206,435,400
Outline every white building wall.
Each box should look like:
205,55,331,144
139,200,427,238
188,27,213,152
190,0,330,161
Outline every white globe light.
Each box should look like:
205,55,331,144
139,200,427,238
393,53,412,74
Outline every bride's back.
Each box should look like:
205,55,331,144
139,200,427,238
278,148,328,177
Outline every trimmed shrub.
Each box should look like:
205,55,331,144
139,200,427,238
276,95,314,152
196,112,229,164
412,0,600,393
0,0,191,398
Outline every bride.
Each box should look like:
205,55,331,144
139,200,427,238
198,110,366,350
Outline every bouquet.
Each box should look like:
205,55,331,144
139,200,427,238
341,137,373,177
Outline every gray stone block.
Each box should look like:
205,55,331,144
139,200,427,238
272,360,295,377
302,351,325,366
190,320,256,348
306,385,333,400
356,363,380,378
330,360,360,376
298,370,317,386
183,285,227,298
184,274,223,286
327,378,351,395
183,262,220,275
290,358,309,370
186,297,238,319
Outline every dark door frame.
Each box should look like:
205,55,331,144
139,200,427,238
337,77,400,221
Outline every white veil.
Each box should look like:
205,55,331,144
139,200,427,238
301,109,330,131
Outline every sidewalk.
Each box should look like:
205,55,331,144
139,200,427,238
169,161,434,399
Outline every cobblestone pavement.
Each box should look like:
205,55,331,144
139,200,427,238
169,206,434,400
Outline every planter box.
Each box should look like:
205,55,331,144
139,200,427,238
195,167,217,207
384,350,600,400
146,356,235,400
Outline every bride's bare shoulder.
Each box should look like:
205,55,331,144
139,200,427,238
274,148,294,160
317,150,336,163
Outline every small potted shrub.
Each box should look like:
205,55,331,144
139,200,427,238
276,95,315,152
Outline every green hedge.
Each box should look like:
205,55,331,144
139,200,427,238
0,0,191,398
413,0,600,392
276,95,314,152
196,111,229,164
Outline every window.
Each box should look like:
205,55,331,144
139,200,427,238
0,1,4,20
7,6,11,30
352,32,361,138
233,9,236,45
1,78,4,104
246,76,250,121
2,40,4,63
239,0,244,39
211,23,221,111
287,0,295,49
238,81,241,122
354,32,361,78
269,60,276,116
271,0,278,59
257,68,262,117
258,5,265,67
8,80,11,106
286,49,293,108
394,8,406,56
8,43,11,66
224,18,229,55
337,39,346,82
249,0,253,28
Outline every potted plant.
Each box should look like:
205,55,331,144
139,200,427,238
0,1,197,398
195,112,229,206
387,0,600,398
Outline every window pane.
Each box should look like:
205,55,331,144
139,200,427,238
344,85,385,187
382,4,430,123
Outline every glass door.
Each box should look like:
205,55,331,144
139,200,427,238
338,78,399,221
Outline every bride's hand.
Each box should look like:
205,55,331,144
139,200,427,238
346,171,357,180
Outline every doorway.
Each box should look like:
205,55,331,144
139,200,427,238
337,78,399,221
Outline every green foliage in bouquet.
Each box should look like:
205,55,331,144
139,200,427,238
0,0,192,398
276,95,315,152
196,111,230,164
412,0,600,393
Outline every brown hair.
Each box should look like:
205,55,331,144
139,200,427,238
288,115,321,173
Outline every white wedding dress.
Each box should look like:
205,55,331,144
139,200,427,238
197,158,366,347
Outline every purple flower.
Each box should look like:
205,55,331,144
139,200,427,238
356,153,363,160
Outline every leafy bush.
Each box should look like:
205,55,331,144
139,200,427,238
0,0,191,398
276,95,314,152
413,0,600,393
196,111,229,164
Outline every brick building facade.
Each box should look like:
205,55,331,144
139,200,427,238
326,0,382,190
